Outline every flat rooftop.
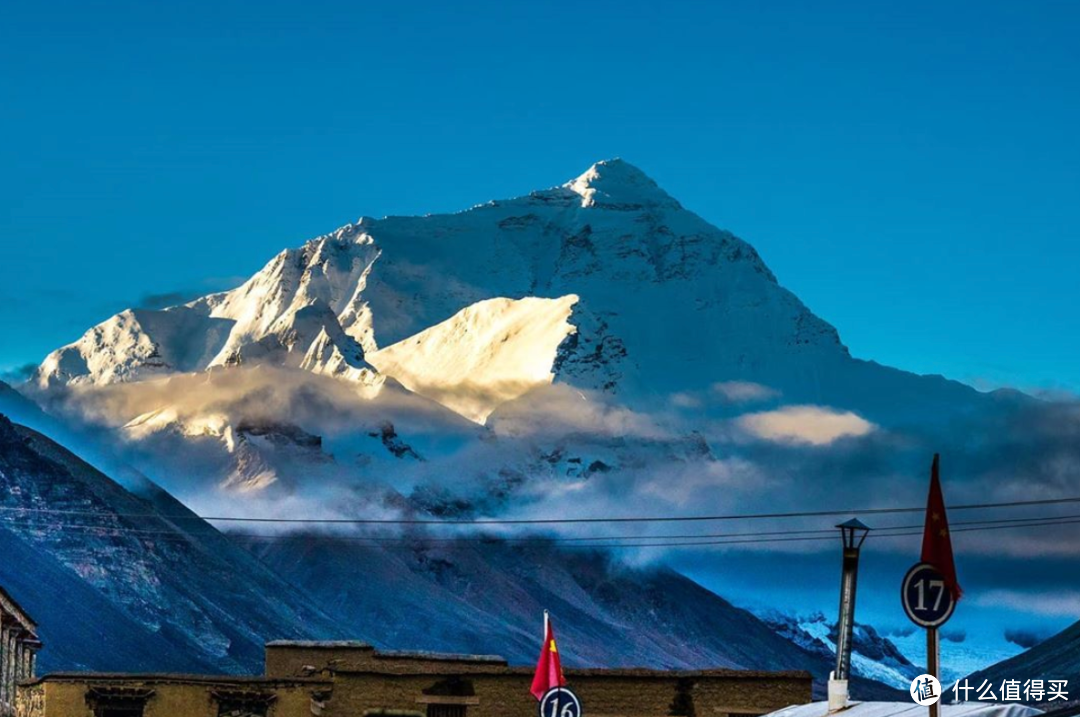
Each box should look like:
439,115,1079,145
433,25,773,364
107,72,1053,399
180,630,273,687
374,650,507,665
266,640,374,649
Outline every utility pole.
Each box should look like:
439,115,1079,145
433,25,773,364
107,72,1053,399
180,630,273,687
927,628,940,717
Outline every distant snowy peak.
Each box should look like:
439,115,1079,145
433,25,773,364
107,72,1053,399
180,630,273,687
31,158,855,421
301,326,383,394
35,306,233,387
196,228,381,363
35,231,382,388
560,158,683,210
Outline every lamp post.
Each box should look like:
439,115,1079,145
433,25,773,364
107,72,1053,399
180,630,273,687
829,518,871,712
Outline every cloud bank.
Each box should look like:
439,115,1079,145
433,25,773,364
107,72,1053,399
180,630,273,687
736,405,876,446
1004,628,1051,649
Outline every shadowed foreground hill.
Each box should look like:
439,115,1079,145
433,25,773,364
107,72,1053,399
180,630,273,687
965,620,1080,696
0,404,899,697
243,533,903,699
0,413,342,672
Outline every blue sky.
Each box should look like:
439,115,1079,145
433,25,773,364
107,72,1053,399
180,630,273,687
1,0,1078,391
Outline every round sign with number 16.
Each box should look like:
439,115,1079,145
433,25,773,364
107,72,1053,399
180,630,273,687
539,687,582,717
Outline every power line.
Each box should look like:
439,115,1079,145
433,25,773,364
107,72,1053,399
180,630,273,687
5,513,1080,550
232,517,1080,549
201,495,1080,524
3,494,1080,526
0,520,839,542
7,511,1080,544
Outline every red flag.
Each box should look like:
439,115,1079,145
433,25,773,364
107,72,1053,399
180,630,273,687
530,613,567,700
921,454,962,600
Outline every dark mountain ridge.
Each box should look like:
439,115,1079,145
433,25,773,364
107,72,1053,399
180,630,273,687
0,411,343,672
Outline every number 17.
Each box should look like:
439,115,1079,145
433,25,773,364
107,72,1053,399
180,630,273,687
914,579,945,611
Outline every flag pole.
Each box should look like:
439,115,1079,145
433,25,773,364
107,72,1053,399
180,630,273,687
544,609,560,713
927,627,940,717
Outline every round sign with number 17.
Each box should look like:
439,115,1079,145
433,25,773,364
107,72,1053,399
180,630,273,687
902,562,956,628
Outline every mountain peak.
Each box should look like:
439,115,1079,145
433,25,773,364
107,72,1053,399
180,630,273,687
564,158,681,209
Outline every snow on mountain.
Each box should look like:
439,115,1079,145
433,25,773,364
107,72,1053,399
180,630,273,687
35,307,233,387
899,630,1024,688
760,612,921,690
32,159,852,416
368,295,579,423
301,325,383,393
34,226,381,387
565,157,684,209
122,407,335,492
81,367,480,497
22,157,1024,525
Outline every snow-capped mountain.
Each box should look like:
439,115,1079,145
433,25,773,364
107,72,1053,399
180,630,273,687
24,159,1013,508
34,159,984,425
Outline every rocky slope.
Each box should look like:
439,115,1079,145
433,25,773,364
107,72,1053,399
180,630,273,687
964,620,1080,692
0,412,343,672
240,532,902,699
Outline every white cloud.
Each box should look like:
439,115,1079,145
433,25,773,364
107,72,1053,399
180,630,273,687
669,392,703,409
638,458,761,505
488,383,672,440
712,381,780,404
975,590,1080,617
736,405,875,446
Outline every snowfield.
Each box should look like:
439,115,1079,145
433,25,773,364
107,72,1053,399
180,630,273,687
369,295,579,423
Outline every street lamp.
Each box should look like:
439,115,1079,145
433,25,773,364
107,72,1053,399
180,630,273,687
829,518,871,712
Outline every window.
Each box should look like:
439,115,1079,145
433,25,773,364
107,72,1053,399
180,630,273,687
85,686,153,717
420,677,475,717
212,688,276,717
98,709,145,717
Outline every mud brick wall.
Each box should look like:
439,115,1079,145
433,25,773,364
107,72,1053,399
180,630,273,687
16,677,331,717
321,670,811,717
20,647,811,717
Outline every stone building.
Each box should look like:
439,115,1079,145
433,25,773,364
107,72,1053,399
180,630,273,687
17,641,811,717
0,586,41,717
